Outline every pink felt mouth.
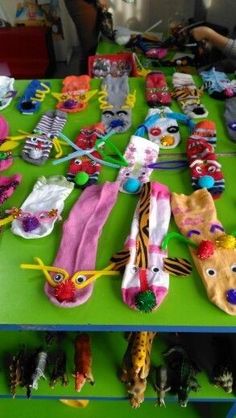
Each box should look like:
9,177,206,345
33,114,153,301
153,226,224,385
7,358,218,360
122,285,168,311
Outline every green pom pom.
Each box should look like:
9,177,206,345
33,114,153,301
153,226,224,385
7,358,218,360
74,171,89,186
135,290,157,313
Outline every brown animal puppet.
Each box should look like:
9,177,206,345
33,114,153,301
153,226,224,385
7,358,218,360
169,189,236,315
74,333,94,392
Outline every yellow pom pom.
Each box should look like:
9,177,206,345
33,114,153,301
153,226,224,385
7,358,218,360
216,234,236,249
160,135,175,147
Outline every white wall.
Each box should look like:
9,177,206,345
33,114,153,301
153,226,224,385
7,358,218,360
207,0,236,33
111,0,195,32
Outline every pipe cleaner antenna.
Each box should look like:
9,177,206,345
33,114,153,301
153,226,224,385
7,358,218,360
53,131,128,168
161,231,198,251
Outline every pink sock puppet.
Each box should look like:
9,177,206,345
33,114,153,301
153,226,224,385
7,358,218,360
111,182,192,312
21,182,120,307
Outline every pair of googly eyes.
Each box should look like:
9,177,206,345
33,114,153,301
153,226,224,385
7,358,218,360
103,110,128,119
53,273,87,285
17,211,50,221
206,264,236,277
194,165,217,174
149,125,179,137
73,159,97,166
30,133,54,141
124,170,146,178
130,266,160,273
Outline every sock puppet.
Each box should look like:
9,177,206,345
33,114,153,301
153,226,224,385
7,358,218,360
224,97,236,141
111,182,192,312
0,176,73,239
172,72,208,118
98,74,136,133
21,110,67,165
170,189,236,315
186,120,224,199
21,182,120,307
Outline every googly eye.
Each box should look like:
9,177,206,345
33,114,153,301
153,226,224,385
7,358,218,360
30,137,38,142
53,273,64,283
103,111,114,119
74,159,82,165
75,275,87,284
130,266,138,273
167,125,179,134
117,111,128,119
151,266,159,273
231,264,236,273
195,166,202,174
208,166,216,173
125,171,131,177
150,127,161,136
229,122,236,131
206,268,216,277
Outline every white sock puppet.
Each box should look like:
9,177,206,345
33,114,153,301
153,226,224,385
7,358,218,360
9,176,74,239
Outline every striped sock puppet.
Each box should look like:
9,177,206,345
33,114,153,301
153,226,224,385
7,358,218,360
186,120,224,199
110,182,192,312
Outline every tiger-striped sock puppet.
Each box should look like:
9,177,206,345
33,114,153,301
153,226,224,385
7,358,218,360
111,182,192,312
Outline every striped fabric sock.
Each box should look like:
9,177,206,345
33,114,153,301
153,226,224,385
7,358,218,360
21,111,67,165
67,123,105,188
186,120,224,199
172,72,208,118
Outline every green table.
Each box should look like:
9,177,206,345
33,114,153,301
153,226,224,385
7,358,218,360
0,77,236,331
0,76,236,417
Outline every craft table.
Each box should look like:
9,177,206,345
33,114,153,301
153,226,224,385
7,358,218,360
0,76,236,417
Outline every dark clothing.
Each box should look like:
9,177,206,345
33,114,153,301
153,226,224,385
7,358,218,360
64,0,100,73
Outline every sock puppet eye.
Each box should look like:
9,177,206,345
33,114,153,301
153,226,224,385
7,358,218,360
75,275,87,284
206,268,217,277
150,127,161,136
103,111,115,119
167,125,179,134
195,166,202,174
151,266,159,273
231,264,236,273
208,166,216,173
74,159,82,165
53,273,64,283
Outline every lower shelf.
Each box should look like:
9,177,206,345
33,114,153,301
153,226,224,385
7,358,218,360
0,331,236,405
0,399,233,418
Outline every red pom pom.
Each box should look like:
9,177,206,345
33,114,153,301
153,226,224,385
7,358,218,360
54,280,76,302
197,240,215,260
